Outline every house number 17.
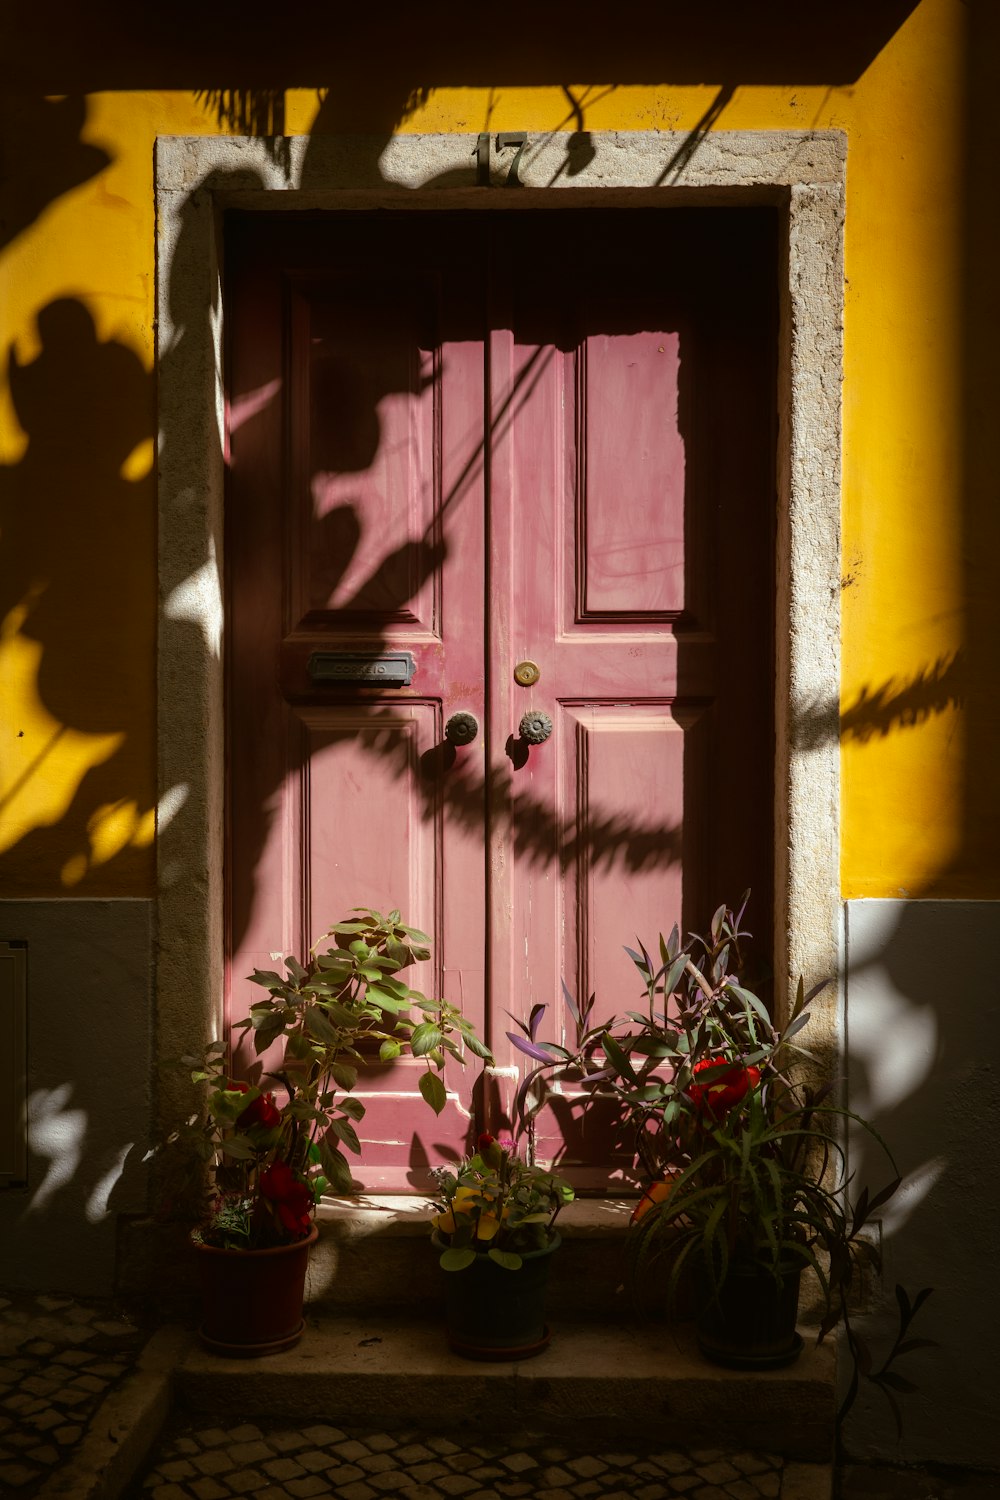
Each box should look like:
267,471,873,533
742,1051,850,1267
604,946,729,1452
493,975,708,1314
476,132,528,187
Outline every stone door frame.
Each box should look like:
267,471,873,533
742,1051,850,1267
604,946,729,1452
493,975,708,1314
154,130,845,1126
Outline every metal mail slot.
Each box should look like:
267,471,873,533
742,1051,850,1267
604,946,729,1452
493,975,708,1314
308,651,415,687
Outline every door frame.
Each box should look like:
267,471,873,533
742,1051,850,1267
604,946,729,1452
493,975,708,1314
154,130,845,1137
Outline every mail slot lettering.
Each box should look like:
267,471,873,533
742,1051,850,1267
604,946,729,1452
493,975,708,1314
308,652,415,686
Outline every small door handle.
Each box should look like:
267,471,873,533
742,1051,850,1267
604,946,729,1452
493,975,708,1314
518,711,553,745
445,711,479,746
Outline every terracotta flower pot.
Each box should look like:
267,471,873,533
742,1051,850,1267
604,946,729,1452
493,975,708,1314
432,1230,561,1360
193,1224,318,1357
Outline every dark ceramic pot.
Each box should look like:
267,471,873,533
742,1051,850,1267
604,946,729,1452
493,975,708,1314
432,1230,561,1360
695,1256,803,1369
193,1223,318,1357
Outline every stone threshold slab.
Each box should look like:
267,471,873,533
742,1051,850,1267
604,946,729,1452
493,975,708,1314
174,1315,836,1463
307,1197,635,1316
313,1195,634,1238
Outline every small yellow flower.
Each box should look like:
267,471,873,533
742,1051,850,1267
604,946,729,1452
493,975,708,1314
433,1184,508,1239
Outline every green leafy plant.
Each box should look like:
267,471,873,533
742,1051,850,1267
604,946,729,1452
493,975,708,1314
430,1132,574,1271
162,908,493,1250
507,895,934,1423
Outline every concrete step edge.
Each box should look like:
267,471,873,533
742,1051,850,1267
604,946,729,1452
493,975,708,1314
172,1314,837,1463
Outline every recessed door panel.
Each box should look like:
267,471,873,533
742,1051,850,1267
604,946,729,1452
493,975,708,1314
581,331,686,618
291,279,441,632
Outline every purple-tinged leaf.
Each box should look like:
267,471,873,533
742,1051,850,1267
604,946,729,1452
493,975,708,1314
783,1012,811,1038
561,981,581,1025
908,1287,934,1320
623,946,649,974
866,1176,902,1214
506,1032,558,1064
601,1032,637,1083
663,953,689,998
580,1067,615,1087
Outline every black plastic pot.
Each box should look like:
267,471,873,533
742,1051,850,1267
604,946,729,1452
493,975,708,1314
695,1256,803,1369
432,1230,561,1360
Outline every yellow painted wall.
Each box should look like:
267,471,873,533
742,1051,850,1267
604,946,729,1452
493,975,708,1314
1,0,993,900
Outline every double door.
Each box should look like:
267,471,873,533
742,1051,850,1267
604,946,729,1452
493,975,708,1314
226,207,776,1189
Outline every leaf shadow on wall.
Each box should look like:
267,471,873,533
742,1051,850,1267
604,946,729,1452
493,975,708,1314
0,95,110,252
0,298,156,895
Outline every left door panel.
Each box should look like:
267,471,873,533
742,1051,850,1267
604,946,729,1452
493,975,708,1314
226,215,488,1188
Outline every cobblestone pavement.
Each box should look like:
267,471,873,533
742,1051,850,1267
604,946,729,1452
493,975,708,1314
125,1419,794,1500
0,1289,149,1496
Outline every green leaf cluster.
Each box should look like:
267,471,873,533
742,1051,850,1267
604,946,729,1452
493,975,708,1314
506,892,932,1426
430,1142,573,1272
158,908,493,1250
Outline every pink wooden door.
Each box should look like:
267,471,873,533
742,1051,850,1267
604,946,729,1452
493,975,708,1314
226,209,775,1190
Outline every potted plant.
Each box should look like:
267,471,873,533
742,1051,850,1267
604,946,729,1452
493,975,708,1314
429,1132,574,1359
508,897,932,1420
162,908,492,1355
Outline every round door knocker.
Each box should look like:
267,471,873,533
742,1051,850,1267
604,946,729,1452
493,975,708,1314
518,711,553,745
445,711,479,746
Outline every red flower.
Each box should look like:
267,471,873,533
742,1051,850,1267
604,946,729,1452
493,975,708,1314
476,1131,506,1168
231,1082,281,1132
688,1058,761,1118
242,1092,283,1128
259,1162,313,1237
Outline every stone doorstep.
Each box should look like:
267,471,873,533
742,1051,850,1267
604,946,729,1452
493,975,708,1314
173,1316,837,1464
32,1320,834,1500
91,1202,835,1497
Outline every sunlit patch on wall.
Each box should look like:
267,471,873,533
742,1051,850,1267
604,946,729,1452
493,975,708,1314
22,1084,86,1215
133,806,156,845
59,798,156,885
156,782,189,832
164,536,222,660
88,799,144,864
0,378,29,464
60,853,88,886
879,1155,947,1237
119,435,154,482
86,1143,132,1224
0,615,124,855
848,983,938,1116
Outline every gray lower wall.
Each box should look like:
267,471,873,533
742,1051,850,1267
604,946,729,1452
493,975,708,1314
0,899,153,1296
841,899,1000,1471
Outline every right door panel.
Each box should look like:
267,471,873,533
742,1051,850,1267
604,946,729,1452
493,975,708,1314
487,212,777,1175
